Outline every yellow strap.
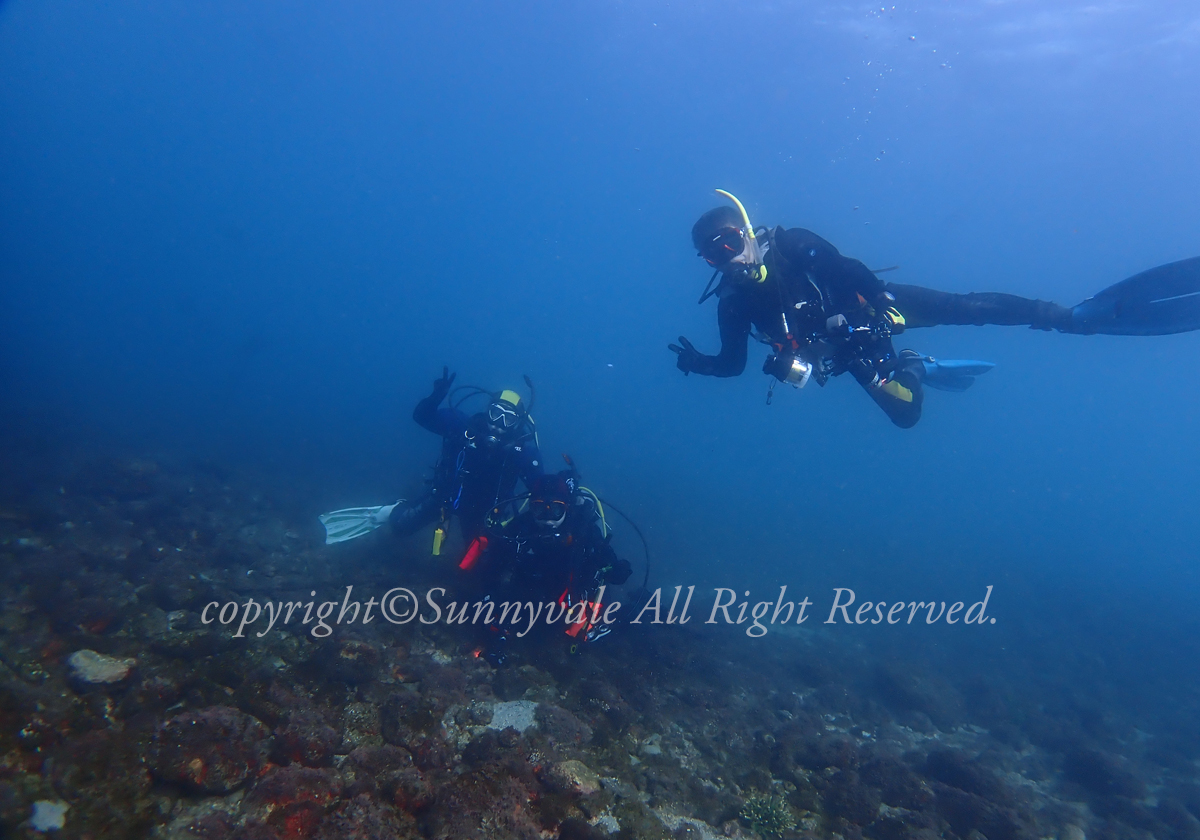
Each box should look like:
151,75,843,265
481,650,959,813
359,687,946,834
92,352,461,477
879,379,913,402
885,307,906,326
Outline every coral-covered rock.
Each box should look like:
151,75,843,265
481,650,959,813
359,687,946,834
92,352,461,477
557,817,610,840
338,743,430,812
343,743,412,774
535,705,593,752
46,727,158,836
579,679,634,737
860,755,936,811
409,736,453,772
931,782,1035,840
151,706,271,793
339,701,383,752
168,813,237,839
421,662,470,706
242,765,343,835
390,766,433,813
318,640,381,684
381,689,444,747
272,710,339,768
463,728,525,767
30,800,69,832
1063,747,1147,800
822,771,881,825
924,749,1010,804
873,665,963,728
145,558,214,611
117,671,187,718
427,763,542,840
66,649,136,686
489,700,538,733
544,760,602,796
314,793,418,839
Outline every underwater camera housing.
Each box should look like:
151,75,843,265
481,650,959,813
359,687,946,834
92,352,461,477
763,353,813,388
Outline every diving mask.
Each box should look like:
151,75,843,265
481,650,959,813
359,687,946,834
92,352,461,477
699,227,748,266
487,400,521,429
532,498,568,529
699,226,765,284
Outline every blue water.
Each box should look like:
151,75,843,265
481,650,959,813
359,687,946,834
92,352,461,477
3,0,1199,745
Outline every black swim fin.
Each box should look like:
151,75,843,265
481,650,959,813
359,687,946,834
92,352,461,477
1071,257,1200,335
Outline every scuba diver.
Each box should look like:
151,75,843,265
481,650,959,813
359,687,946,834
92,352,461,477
389,367,544,549
673,190,1200,428
475,469,633,665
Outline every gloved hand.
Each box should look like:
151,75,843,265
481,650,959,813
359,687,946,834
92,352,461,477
608,556,633,586
429,366,456,404
883,306,906,335
668,337,702,375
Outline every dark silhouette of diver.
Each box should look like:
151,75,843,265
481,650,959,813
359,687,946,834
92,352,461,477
471,469,633,665
390,368,543,546
673,190,1200,428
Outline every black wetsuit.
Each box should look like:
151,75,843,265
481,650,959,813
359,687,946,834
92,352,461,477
681,226,1070,428
390,394,543,542
486,501,632,605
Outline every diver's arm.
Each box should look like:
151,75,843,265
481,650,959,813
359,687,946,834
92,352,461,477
843,257,889,301
413,367,457,433
413,403,464,436
412,397,441,432
832,257,906,334
682,294,751,377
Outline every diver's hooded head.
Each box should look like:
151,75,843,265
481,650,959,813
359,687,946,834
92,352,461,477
692,194,766,285
472,389,526,448
528,470,577,533
692,206,744,258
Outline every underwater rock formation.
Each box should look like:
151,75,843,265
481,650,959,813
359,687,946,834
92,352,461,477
66,649,136,686
152,706,272,794
0,455,1191,840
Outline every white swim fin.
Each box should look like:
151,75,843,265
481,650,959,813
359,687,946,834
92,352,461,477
318,502,401,544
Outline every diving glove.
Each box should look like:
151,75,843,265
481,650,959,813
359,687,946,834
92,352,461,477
669,336,702,375
430,366,456,403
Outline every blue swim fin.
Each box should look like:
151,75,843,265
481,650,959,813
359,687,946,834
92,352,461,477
918,357,996,392
1071,257,1200,335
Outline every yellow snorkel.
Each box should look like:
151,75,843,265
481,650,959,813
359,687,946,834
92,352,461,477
714,189,767,283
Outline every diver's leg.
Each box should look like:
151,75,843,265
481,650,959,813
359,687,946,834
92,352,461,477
848,353,924,429
388,491,441,537
887,283,1073,331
